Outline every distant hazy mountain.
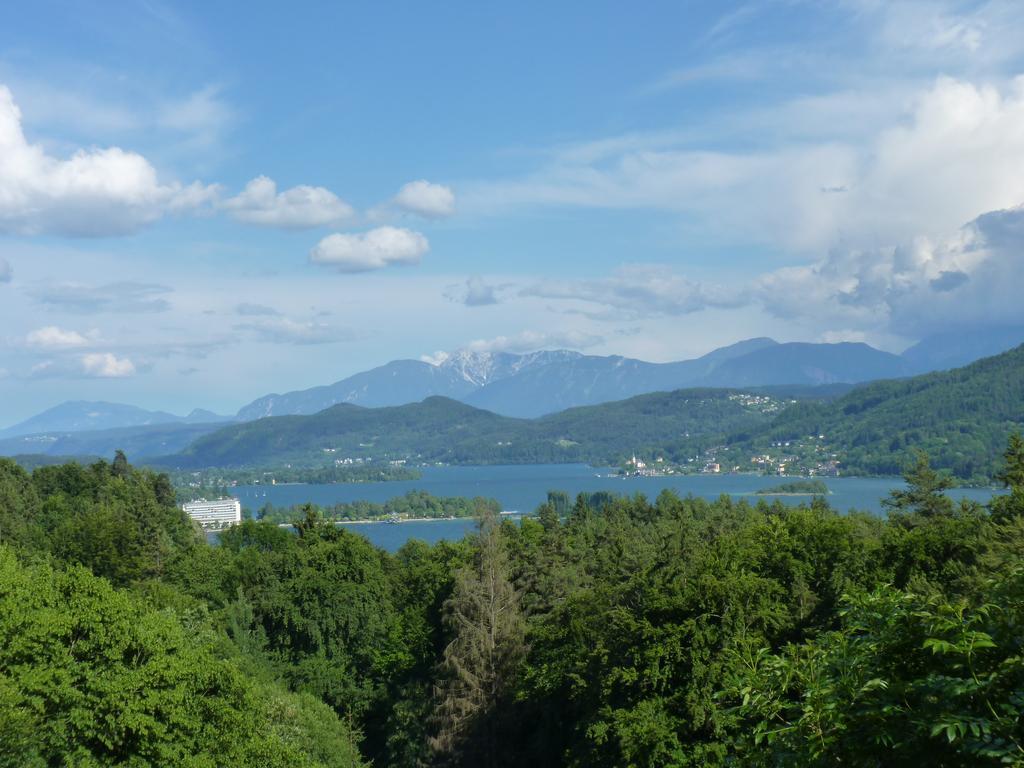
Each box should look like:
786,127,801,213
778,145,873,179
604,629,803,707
172,343,1024,479
0,422,226,460
700,342,910,388
463,338,778,417
0,401,233,440
235,349,585,420
234,337,914,419
901,325,1024,374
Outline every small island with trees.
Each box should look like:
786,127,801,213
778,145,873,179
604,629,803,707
254,489,502,524
755,478,831,495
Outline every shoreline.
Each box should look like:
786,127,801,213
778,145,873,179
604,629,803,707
750,491,833,497
274,516,484,527
338,512,523,525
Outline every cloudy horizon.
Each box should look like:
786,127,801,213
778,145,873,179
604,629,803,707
2,0,1024,424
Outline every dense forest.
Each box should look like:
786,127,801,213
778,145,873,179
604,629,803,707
1,439,1023,766
255,490,502,524
726,343,1024,480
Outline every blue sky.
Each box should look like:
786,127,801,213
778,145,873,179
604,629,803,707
1,0,1024,424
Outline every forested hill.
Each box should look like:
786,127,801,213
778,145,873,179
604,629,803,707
733,342,1024,478
165,389,786,468
160,344,1024,478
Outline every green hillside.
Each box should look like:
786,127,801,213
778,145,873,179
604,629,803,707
728,343,1024,479
162,345,1024,479
166,389,785,468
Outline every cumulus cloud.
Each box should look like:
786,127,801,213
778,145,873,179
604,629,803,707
445,276,503,306
0,85,218,236
310,226,428,273
81,352,136,378
753,203,1024,337
503,199,1024,342
465,76,1024,252
0,257,10,283
461,329,604,354
233,316,356,345
393,180,456,218
25,326,92,349
222,176,354,229
522,265,744,320
30,281,172,313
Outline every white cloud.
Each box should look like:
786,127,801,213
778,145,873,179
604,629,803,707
222,175,354,229
445,276,502,306
502,198,1024,342
753,203,1024,337
0,85,219,236
30,281,172,313
25,326,91,349
394,180,456,218
234,316,355,345
0,257,10,283
310,226,428,273
522,265,744,320
462,329,604,354
81,352,136,378
465,76,1024,252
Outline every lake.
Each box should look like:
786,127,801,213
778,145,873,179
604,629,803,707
230,464,1001,551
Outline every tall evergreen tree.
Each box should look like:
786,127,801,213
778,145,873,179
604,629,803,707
430,506,525,767
112,450,130,479
883,451,955,520
991,432,1024,520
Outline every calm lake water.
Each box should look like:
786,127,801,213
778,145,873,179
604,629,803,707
230,464,1000,552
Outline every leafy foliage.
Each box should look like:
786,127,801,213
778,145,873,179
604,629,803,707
0,546,365,767
2,442,1023,765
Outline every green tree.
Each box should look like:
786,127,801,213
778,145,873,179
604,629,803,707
112,449,130,479
725,577,1024,766
0,545,365,767
883,451,955,520
430,507,526,767
991,433,1024,521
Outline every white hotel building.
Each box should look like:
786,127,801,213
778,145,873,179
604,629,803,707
182,498,242,530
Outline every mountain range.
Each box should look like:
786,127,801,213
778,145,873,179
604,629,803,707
3,342,1022,480
159,342,1024,480
235,325,1024,420
3,326,1023,439
0,422,227,462
235,337,911,420
0,401,233,440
